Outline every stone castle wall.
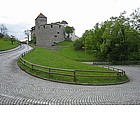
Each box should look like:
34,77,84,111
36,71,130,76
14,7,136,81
35,24,65,47
34,13,65,47
31,13,78,47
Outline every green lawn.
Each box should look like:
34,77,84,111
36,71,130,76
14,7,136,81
57,41,94,61
21,48,107,70
56,40,73,47
18,47,129,85
0,38,19,51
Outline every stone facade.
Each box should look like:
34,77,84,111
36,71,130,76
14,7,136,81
31,13,78,47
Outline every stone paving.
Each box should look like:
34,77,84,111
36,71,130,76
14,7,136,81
0,44,140,105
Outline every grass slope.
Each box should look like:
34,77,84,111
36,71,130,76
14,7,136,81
22,48,107,70
0,38,19,51
18,47,128,85
57,41,94,61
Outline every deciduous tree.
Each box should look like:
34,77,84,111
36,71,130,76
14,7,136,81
0,24,8,35
74,9,140,62
65,26,74,40
24,30,30,44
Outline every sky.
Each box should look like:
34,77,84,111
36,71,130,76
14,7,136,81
0,0,139,40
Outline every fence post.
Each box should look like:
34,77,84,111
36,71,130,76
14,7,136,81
23,59,26,65
74,70,76,82
117,72,122,77
32,64,34,71
48,68,51,79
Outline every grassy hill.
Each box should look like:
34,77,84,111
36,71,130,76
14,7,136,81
57,41,94,62
18,41,129,85
0,38,19,51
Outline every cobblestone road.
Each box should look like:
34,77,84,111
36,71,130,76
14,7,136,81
0,44,140,105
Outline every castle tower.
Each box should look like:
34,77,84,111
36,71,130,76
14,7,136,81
32,13,78,47
35,13,47,26
35,13,48,47
34,13,66,47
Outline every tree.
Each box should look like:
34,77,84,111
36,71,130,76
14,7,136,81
0,33,4,38
74,9,140,62
24,30,30,44
73,30,90,51
73,38,84,50
3,34,10,41
11,35,16,44
0,24,8,35
130,8,140,32
65,26,74,40
84,23,105,58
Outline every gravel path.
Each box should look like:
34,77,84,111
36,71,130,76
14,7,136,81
0,44,140,105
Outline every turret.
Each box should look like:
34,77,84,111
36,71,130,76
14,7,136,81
35,13,47,27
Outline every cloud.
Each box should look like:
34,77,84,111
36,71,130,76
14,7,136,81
0,0,139,40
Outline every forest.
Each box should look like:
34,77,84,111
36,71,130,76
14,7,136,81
73,8,140,62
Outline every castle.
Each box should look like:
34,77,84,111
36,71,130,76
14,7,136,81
31,13,78,47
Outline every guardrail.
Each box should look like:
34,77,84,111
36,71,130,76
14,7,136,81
19,49,126,83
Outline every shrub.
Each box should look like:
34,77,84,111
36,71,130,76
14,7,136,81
0,33,4,38
73,38,84,50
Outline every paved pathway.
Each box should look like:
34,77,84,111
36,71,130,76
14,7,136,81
0,44,140,105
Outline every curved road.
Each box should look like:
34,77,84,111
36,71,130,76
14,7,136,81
0,44,140,105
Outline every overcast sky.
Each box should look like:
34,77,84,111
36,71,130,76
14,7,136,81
0,0,139,40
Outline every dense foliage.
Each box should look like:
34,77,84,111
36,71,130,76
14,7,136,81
65,26,74,40
73,9,140,61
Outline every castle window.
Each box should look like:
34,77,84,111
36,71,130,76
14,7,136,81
51,25,53,28
54,35,57,37
59,25,61,28
43,25,45,28
57,32,60,34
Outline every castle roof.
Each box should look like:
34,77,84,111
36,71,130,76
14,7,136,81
61,20,68,24
36,13,47,20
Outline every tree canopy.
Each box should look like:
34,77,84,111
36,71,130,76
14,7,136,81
73,8,140,62
0,24,8,35
24,30,30,44
65,26,74,40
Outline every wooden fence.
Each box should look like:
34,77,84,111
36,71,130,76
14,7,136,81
19,49,126,83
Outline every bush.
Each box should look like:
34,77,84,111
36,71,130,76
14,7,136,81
73,38,84,50
0,33,4,38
